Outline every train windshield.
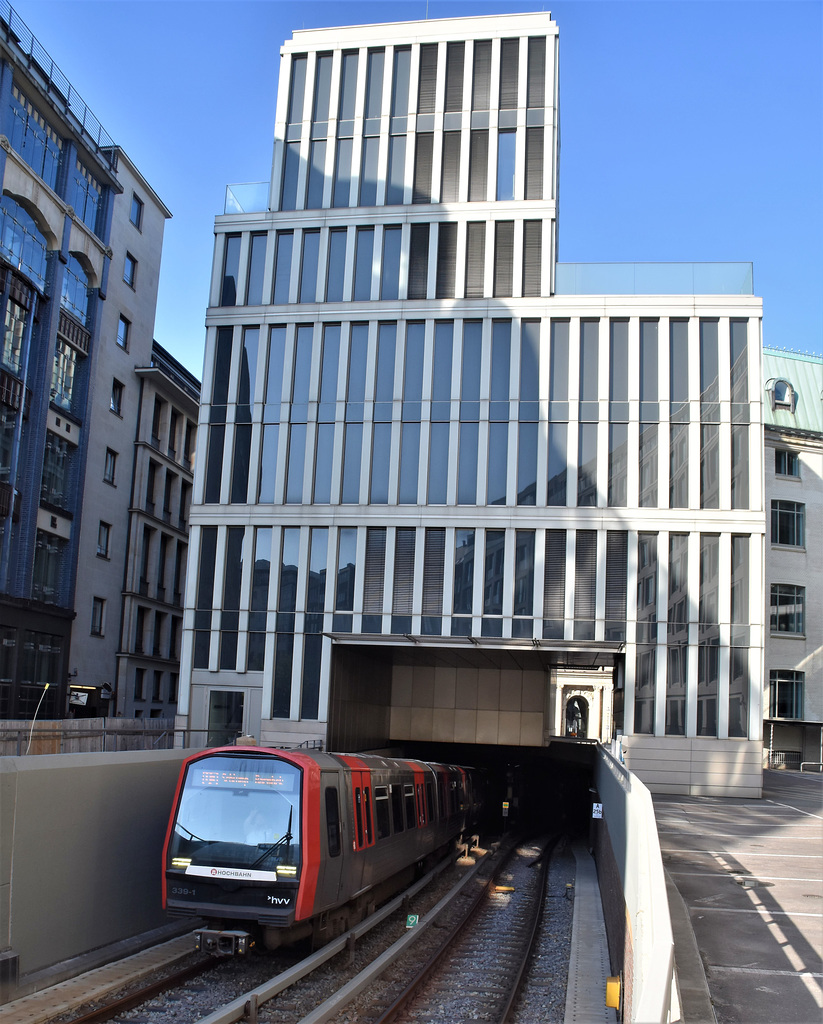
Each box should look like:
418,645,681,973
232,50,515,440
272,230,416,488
168,755,301,873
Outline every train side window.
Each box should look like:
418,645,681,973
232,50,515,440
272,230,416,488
364,787,373,844
354,787,364,848
405,784,416,829
375,785,391,840
438,777,447,816
390,784,404,833
325,787,341,857
425,781,434,822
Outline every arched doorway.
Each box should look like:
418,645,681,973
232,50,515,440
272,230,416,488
565,696,589,738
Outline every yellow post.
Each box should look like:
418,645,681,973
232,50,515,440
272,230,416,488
606,975,621,1009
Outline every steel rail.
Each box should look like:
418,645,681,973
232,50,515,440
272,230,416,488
60,959,215,1024
499,835,557,1023
363,833,527,1024
194,849,465,1024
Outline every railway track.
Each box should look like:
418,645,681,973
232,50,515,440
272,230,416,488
37,843,482,1024
344,835,558,1024
35,835,573,1024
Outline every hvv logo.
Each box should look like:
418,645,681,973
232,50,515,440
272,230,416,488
267,895,291,905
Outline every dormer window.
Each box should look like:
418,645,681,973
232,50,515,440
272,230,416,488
766,378,796,412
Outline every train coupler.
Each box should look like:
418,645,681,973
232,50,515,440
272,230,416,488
195,928,253,955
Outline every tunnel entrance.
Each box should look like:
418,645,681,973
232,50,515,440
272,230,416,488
326,638,612,840
327,636,622,755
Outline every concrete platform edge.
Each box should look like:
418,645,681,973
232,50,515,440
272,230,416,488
565,841,617,1024
665,868,717,1024
7,920,197,1002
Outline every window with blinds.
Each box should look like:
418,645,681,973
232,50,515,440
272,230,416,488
413,133,434,203
493,221,514,297
468,130,489,201
417,43,438,113
513,530,536,635
441,132,461,202
445,41,465,112
436,223,457,298
522,220,542,296
362,527,386,632
422,528,445,634
464,222,486,297
472,40,492,110
392,527,416,632
525,127,544,200
499,39,519,109
408,224,430,299
527,37,546,107
543,529,566,639
605,531,628,640
573,530,597,640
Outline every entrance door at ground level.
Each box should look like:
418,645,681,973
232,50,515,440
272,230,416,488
565,696,589,738
208,690,244,746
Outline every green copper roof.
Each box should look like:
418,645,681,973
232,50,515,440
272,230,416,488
763,349,823,435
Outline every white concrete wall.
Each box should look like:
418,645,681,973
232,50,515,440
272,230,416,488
623,735,762,797
595,746,675,1024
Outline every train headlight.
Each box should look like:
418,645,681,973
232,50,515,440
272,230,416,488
276,865,297,877
172,857,191,868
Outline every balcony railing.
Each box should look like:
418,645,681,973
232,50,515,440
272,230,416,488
0,2,117,168
57,308,90,355
224,182,269,215
554,262,754,296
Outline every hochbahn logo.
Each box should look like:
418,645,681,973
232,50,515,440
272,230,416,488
210,867,253,879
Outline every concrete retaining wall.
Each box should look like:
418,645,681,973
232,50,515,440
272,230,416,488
623,735,763,797
0,749,190,1001
595,746,675,1024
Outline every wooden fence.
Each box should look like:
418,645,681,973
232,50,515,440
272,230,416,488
0,717,181,756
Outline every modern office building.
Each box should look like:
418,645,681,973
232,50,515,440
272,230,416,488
762,349,822,769
180,12,765,794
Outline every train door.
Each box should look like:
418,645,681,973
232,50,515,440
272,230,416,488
313,771,344,909
351,769,374,851
348,768,374,894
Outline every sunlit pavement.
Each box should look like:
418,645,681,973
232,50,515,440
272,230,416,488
655,770,823,1024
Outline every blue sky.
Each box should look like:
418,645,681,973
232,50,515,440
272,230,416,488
10,0,823,374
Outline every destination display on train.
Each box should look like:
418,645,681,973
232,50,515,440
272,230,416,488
191,762,298,792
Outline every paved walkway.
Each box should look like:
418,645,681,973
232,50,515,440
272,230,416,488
565,841,617,1023
0,932,195,1024
655,770,823,1024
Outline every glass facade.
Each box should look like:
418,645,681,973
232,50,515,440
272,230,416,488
192,19,763,756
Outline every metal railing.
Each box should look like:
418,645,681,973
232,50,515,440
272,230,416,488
1,722,326,756
0,1,117,166
767,750,802,770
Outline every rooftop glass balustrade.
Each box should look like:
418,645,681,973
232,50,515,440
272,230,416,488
225,182,270,215
554,262,754,295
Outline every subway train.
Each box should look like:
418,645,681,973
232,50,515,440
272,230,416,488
162,746,483,953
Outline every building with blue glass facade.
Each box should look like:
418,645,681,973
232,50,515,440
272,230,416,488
0,4,187,722
181,12,765,795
